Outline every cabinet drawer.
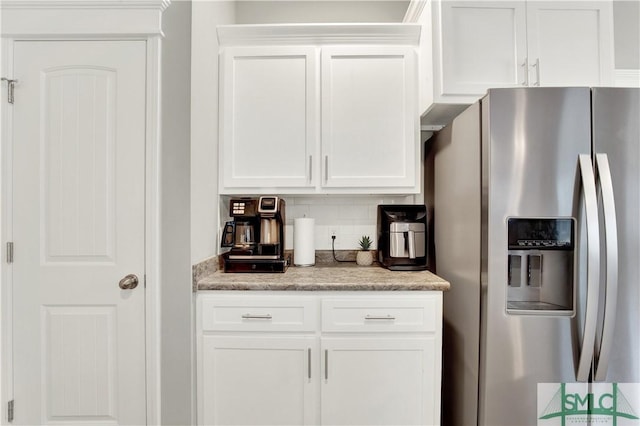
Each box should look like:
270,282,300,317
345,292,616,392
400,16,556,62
200,295,318,332
321,296,439,333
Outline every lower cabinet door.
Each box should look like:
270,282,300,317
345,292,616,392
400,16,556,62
320,337,439,426
200,335,318,425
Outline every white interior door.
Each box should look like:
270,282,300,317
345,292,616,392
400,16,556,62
11,40,147,425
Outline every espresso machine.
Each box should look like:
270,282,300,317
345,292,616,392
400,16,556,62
377,204,428,271
220,196,289,272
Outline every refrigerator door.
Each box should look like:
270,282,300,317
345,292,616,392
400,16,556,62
481,88,592,425
591,88,640,383
431,102,483,426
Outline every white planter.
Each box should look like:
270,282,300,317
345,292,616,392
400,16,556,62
356,251,374,266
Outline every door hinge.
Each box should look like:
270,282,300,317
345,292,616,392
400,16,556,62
6,242,13,264
1,78,18,104
7,399,14,422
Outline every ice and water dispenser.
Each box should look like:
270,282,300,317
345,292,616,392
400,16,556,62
507,218,575,313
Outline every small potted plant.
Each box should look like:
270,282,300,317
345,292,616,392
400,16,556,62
356,235,374,266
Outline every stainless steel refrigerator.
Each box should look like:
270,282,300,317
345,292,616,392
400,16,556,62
427,87,639,425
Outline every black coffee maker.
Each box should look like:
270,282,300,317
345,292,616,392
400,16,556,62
220,196,289,272
377,205,428,271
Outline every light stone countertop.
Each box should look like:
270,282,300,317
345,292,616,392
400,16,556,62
197,264,450,292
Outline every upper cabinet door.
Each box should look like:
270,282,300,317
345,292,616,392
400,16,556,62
219,46,318,192
526,1,614,87
321,46,418,190
437,1,527,97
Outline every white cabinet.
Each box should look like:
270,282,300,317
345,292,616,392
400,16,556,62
219,46,318,190
435,1,527,98
319,295,441,425
321,338,436,425
217,25,420,195
197,292,443,426
197,294,319,425
410,0,614,127
201,336,318,425
321,46,418,189
525,1,614,87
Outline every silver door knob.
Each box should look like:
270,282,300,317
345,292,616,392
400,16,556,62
119,274,139,290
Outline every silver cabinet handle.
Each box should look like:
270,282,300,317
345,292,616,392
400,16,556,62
533,58,540,86
573,154,600,382
308,155,313,182
324,349,328,380
521,58,529,86
119,274,139,290
594,153,618,381
1,78,18,104
324,156,329,183
364,315,396,320
308,348,312,379
241,314,273,320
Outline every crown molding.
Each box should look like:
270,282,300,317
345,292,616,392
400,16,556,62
0,0,170,10
1,0,170,37
217,24,421,47
403,0,427,23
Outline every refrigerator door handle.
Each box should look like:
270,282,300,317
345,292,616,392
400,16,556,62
574,154,600,382
594,153,619,381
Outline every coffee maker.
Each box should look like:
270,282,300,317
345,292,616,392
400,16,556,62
377,205,428,271
220,196,289,272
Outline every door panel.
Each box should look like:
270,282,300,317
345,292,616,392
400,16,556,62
44,306,117,419
482,88,592,425
43,67,116,262
12,40,146,425
591,88,640,383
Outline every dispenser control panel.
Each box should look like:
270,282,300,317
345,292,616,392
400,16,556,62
508,218,574,249
506,217,575,314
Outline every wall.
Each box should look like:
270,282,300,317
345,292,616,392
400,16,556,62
191,1,236,264
219,194,419,252
235,0,409,23
284,195,417,250
160,1,193,424
614,0,640,69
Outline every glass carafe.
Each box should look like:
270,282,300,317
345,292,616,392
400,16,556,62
234,221,256,248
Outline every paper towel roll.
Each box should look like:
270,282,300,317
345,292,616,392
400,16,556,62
294,218,315,266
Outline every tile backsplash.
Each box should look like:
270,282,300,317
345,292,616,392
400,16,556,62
219,195,417,250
